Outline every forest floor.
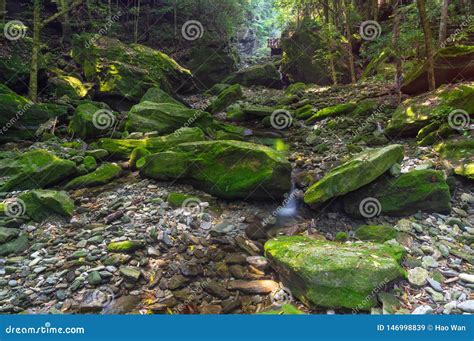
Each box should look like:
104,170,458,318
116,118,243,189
1,81,473,315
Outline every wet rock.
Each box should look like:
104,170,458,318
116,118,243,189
204,280,231,299
119,266,141,282
227,280,279,294
408,267,429,287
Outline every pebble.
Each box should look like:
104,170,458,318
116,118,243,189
421,256,438,268
457,300,474,313
427,278,443,292
408,267,429,286
459,273,474,284
411,305,433,314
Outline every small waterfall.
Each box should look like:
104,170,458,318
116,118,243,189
277,181,298,218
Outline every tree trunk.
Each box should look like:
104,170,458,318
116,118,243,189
134,0,140,43
58,0,72,46
342,0,357,84
416,0,436,91
438,0,449,46
392,1,402,100
0,0,6,24
372,0,378,20
29,0,41,101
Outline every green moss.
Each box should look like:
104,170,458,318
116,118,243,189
207,84,243,113
205,83,231,96
343,169,451,216
98,127,206,159
285,83,307,97
107,240,144,253
140,140,292,199
334,231,348,242
167,192,197,208
355,225,398,243
306,103,357,123
68,102,118,139
294,104,314,119
264,236,405,309
129,147,151,171
64,163,121,190
0,150,76,192
19,190,74,222
83,156,97,172
259,304,305,315
47,68,89,99
140,87,185,106
304,145,404,206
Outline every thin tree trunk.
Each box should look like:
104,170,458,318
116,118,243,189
372,0,378,20
417,0,436,91
342,0,357,84
173,0,177,37
0,0,6,24
58,0,72,46
134,0,140,43
438,0,449,46
392,1,402,100
29,0,41,101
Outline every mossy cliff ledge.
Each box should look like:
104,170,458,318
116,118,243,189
264,236,406,310
139,140,292,199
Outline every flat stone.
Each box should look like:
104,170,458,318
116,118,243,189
459,273,474,284
408,267,429,287
119,266,141,282
204,280,231,299
411,305,433,314
87,271,102,286
227,280,279,294
457,300,474,313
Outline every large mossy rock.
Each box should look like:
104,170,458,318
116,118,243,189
140,87,185,107
343,170,451,216
19,190,74,222
385,83,474,137
355,225,398,243
0,150,76,192
264,236,406,309
45,68,89,100
304,145,404,206
68,102,118,139
207,84,243,113
140,140,292,199
185,44,238,88
435,138,474,180
280,19,349,85
0,85,68,141
401,46,474,95
64,163,122,190
0,234,28,257
225,62,282,89
306,103,357,123
71,34,193,100
125,102,214,134
97,127,206,159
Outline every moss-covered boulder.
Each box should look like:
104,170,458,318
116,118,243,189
435,138,474,181
107,240,144,253
264,236,405,309
343,170,451,216
140,140,292,199
68,102,119,139
45,68,89,99
167,192,198,208
19,190,74,222
0,150,76,192
98,127,206,159
225,62,282,89
306,103,357,123
402,46,474,95
355,225,398,243
0,85,68,141
0,234,28,256
71,34,193,100
129,147,151,171
304,145,404,206
139,87,186,107
64,163,121,190
386,83,474,137
207,84,243,113
125,102,214,134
